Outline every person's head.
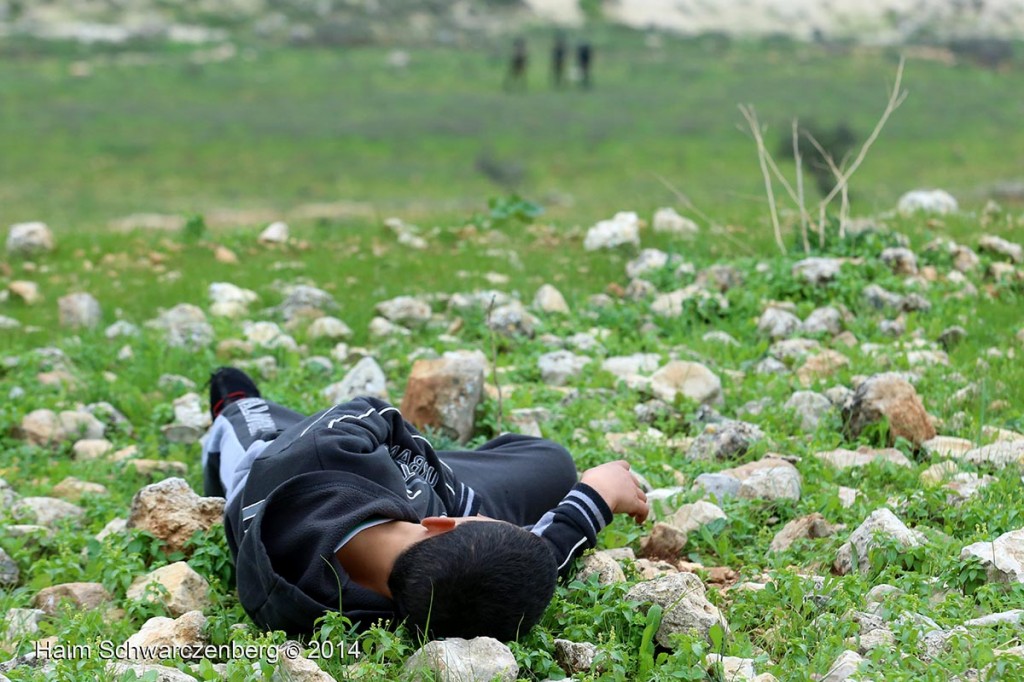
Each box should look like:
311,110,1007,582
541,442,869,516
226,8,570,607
387,519,557,641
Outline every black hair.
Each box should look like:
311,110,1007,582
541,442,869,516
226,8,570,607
388,521,557,641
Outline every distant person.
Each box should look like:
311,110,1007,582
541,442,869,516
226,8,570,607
552,33,567,88
577,41,593,89
504,37,528,91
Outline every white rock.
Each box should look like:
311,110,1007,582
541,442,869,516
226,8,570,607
208,282,258,317
624,572,727,648
978,235,1023,263
8,280,42,305
964,610,1023,628
668,501,726,535
792,257,843,284
404,637,518,682
959,528,1024,584
650,361,723,406
651,286,728,317
172,392,211,431
816,447,912,470
897,189,958,215
533,284,570,314
6,222,54,256
538,350,591,386
322,357,388,404
258,221,289,244
785,391,832,431
105,320,139,338
958,440,1024,469
106,663,196,682
626,248,670,279
602,353,661,379
0,315,21,330
368,316,411,338
127,562,211,617
122,611,208,662
146,304,213,349
583,211,640,251
821,650,866,682
307,316,353,340
275,284,336,321
243,320,298,351
705,654,756,680
652,207,698,236
376,295,432,327
757,306,801,339
835,508,926,574
801,306,843,335
881,247,919,275
58,292,102,328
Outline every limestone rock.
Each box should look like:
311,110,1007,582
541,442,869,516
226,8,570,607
880,247,918,275
127,478,225,555
3,608,45,641
835,508,926,574
686,420,764,460
705,655,756,680
208,282,258,318
538,350,591,386
272,643,336,681
400,350,486,444
322,356,389,404
729,457,802,501
801,306,843,335
821,649,866,681
639,522,688,560
172,392,211,431
127,562,211,617
770,513,841,553
487,301,537,338
34,582,112,616
625,572,727,648
20,409,62,446
785,391,832,431
404,637,518,682
8,280,42,305
105,320,140,338
959,528,1024,584
651,286,728,317
815,447,912,470
146,304,214,350
652,207,698,236
577,551,626,585
978,235,1023,263
959,440,1024,469
307,316,352,340
757,307,801,339
842,373,936,446
922,436,974,459
6,222,54,256
14,497,85,526
626,248,670,279
533,284,570,314
796,350,850,386
106,663,197,682
52,476,108,502
258,221,289,244
554,639,599,675
57,292,102,328
668,501,726,535
122,611,208,662
274,284,337,321
897,189,958,215
650,361,722,406
0,548,18,587
792,257,843,284
376,295,431,327
584,211,640,251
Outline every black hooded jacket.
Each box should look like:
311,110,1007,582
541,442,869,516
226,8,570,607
224,397,612,635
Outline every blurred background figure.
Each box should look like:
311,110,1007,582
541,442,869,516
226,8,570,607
504,37,528,91
551,32,567,88
577,41,593,89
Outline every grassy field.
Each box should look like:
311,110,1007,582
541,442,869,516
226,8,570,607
1,29,1023,682
1,30,1023,233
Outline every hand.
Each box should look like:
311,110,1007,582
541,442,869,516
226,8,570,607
580,460,649,524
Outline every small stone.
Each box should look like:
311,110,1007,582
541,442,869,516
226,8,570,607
127,478,225,555
792,257,843,284
404,637,518,682
650,361,723,406
6,221,55,256
258,221,289,244
146,304,213,350
487,302,537,338
668,501,726,535
728,457,802,501
842,373,936,446
624,572,727,648
958,440,1024,469
274,284,337,321
376,295,432,327
533,284,570,314
127,562,211,617
770,513,841,553
922,436,974,459
835,508,926,574
34,582,112,616
14,497,85,526
51,476,108,502
897,189,958,215
796,350,850,386
785,391,832,431
639,522,688,560
686,420,764,460
577,551,626,585
880,247,918,275
801,306,843,335
127,459,189,477
106,663,197,682
920,461,959,485
704,654,756,680
57,292,102,328
554,639,599,675
0,547,19,587
400,350,486,444
538,350,591,386
978,234,1023,263
692,473,741,499
307,316,352,340
213,245,238,264
3,608,46,640
122,611,208,663
72,438,114,460
959,528,1024,584
652,207,698,236
8,280,42,305
322,356,389,404
821,649,866,682
757,307,801,339
815,447,912,470
584,211,640,251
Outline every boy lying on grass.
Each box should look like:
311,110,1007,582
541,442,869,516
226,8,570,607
202,367,649,641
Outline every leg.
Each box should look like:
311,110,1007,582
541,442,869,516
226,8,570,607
439,434,578,526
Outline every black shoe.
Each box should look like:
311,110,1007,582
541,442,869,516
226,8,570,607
209,367,261,420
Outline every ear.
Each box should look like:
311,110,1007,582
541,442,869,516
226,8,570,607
420,516,457,535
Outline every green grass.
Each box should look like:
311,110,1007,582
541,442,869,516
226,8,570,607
1,31,1023,232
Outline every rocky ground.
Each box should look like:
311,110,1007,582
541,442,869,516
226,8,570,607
0,196,1023,680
